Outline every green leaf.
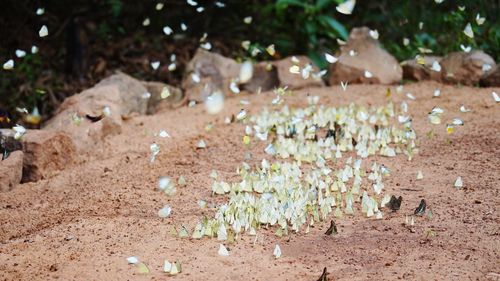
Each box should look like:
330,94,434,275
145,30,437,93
318,15,348,40
307,50,328,70
276,0,308,9
316,0,334,9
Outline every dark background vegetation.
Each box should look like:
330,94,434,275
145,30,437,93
1,0,499,125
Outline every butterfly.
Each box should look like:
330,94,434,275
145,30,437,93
325,53,338,64
340,81,348,91
387,195,402,211
317,267,328,281
463,23,474,38
414,199,426,216
336,0,355,15
325,220,338,235
85,114,103,123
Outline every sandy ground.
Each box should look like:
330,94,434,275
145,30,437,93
0,81,499,281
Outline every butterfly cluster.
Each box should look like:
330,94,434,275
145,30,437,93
185,95,418,241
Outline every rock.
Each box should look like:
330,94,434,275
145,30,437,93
328,27,402,85
182,49,241,101
142,81,186,114
22,130,76,182
402,56,442,81
0,151,23,191
272,56,324,89
242,62,280,93
480,65,500,87
44,72,148,152
95,72,149,115
440,51,496,85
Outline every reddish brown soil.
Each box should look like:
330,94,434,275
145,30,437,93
1,81,499,280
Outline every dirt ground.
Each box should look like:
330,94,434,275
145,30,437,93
0,81,499,281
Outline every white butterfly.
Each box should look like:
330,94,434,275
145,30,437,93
239,61,253,83
336,0,356,15
155,3,164,10
451,118,463,126
417,171,424,180
273,244,282,258
150,61,160,70
459,105,471,112
430,107,444,114
431,61,441,72
236,109,247,120
475,14,485,25
200,42,212,50
158,205,172,218
460,44,471,53
482,64,492,72
161,87,171,99
36,8,45,15
218,244,229,256
31,45,38,54
406,93,416,100
126,256,139,264
229,81,240,94
191,73,201,83
168,63,176,71
197,139,207,149
325,53,338,64
181,23,188,31
3,59,14,70
13,124,26,140
364,70,373,78
454,176,463,188
341,81,348,91
39,25,48,37
403,38,410,46
301,64,312,79
158,130,170,138
142,18,150,26
163,26,173,35
463,23,474,38
369,29,379,39
243,16,252,24
15,49,26,58
492,92,500,103
433,89,441,97
163,260,172,272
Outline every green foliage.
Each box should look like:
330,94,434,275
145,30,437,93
1,0,499,121
0,52,45,111
270,0,348,68
346,0,500,62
